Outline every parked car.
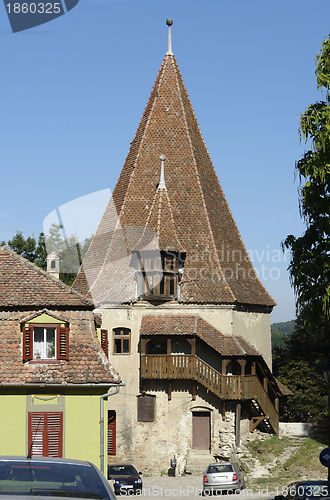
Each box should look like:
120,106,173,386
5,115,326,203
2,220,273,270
0,456,116,500
203,462,245,493
107,464,142,495
274,481,330,500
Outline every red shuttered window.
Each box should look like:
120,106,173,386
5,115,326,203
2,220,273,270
107,410,116,456
101,330,108,358
23,325,69,361
28,412,63,458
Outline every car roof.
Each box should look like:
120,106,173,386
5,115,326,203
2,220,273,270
0,456,93,467
296,482,330,485
207,462,236,466
108,464,136,467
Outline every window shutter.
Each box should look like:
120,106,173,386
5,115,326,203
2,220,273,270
28,412,63,458
107,410,116,456
23,326,33,361
101,330,109,357
28,413,45,456
137,395,155,422
46,413,63,458
57,327,69,360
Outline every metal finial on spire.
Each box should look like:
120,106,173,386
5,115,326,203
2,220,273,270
166,18,173,55
158,154,167,190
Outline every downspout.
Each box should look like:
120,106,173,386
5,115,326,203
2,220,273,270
100,382,126,475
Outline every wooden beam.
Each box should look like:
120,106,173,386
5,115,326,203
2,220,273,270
263,377,268,392
251,361,256,375
222,359,230,374
222,401,226,420
192,382,196,401
187,338,196,356
275,398,279,412
141,338,150,355
167,338,171,355
236,404,241,447
238,359,246,376
168,381,172,401
250,416,269,432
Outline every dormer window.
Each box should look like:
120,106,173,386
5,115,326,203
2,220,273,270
23,323,69,362
134,251,184,300
33,327,56,359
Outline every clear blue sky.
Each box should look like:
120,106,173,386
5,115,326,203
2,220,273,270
1,0,329,323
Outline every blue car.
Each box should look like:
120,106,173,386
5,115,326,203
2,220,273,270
107,464,142,496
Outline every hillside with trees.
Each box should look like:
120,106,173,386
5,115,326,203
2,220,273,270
274,34,330,423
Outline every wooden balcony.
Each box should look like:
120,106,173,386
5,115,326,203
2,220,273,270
140,354,279,434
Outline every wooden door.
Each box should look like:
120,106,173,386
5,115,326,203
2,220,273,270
192,411,210,450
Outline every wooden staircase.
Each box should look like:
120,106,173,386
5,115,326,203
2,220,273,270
141,354,279,434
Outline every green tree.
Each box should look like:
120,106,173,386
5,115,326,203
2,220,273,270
2,226,92,287
283,35,330,324
5,231,47,270
276,35,330,423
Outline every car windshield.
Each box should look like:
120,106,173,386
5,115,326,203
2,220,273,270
108,466,137,476
207,465,233,473
0,460,110,498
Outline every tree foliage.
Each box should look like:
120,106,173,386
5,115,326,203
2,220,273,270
2,225,92,286
2,231,47,270
276,36,330,422
283,35,330,323
273,314,329,422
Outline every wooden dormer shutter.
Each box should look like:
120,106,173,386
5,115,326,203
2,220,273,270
23,326,33,361
57,327,69,360
101,330,109,358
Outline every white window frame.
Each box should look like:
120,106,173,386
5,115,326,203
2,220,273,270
33,326,56,360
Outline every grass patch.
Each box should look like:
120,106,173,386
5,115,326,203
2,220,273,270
245,436,293,465
244,435,329,489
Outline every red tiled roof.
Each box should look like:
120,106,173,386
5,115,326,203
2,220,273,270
73,52,275,308
0,246,93,308
0,246,120,385
0,309,120,385
140,314,260,357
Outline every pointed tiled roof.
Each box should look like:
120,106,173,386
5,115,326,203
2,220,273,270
0,246,93,308
145,187,184,252
73,45,275,308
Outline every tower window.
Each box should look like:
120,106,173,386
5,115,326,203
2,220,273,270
113,328,131,354
135,251,184,300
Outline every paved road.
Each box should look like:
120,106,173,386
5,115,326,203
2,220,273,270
112,476,275,500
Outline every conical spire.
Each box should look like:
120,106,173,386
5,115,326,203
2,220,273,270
73,22,275,308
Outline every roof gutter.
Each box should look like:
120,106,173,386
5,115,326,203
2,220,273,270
100,382,126,476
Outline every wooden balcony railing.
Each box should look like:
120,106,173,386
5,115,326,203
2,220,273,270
140,354,279,433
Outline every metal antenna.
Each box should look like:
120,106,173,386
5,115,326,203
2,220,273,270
166,18,173,55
